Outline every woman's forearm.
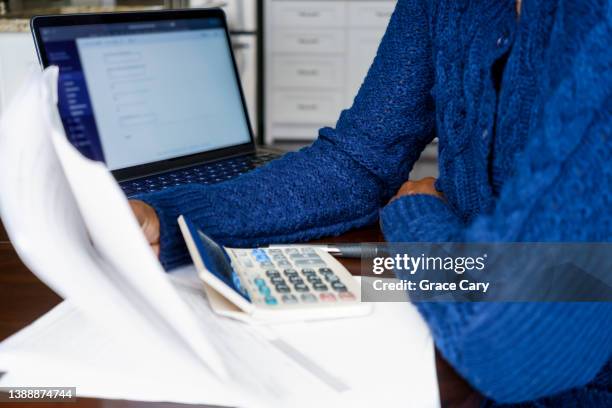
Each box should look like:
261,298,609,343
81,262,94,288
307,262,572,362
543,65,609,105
136,139,384,269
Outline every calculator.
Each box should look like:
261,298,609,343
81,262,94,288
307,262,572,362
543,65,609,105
178,216,371,323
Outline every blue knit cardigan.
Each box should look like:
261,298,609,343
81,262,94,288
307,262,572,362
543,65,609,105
138,0,612,405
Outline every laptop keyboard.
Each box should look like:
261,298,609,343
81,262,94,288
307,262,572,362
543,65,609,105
120,152,279,197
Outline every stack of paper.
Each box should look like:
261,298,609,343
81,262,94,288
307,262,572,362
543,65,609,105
0,67,439,407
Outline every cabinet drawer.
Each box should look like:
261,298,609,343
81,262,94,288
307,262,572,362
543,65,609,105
273,30,344,54
271,1,346,28
272,58,343,88
272,91,343,124
348,1,396,28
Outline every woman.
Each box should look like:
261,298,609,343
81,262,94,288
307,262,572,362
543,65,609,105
130,0,611,405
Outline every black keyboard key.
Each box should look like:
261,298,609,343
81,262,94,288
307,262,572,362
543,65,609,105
270,277,286,285
313,283,328,291
289,276,304,284
307,276,322,284
325,274,340,283
275,285,291,293
332,282,348,292
294,283,309,292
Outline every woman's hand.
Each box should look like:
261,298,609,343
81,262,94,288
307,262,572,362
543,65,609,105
390,177,444,202
129,200,161,257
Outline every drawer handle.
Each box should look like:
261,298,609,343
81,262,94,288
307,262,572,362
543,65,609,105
297,11,321,18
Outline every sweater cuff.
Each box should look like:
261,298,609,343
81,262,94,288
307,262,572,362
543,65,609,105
135,186,204,270
380,194,464,242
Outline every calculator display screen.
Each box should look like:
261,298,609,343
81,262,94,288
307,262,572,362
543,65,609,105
194,229,249,300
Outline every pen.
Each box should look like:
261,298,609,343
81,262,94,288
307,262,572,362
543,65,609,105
267,244,381,258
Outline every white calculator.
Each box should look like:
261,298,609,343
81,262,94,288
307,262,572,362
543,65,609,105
178,216,371,323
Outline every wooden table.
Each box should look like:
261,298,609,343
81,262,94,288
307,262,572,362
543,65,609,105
0,219,480,408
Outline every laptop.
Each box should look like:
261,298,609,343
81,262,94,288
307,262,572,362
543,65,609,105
31,9,279,197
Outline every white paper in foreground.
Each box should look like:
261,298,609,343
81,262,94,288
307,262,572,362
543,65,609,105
0,275,438,407
0,67,228,385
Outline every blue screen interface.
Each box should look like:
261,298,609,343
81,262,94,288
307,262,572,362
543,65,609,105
39,18,251,170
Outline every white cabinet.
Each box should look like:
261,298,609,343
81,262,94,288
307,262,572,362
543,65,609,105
0,32,38,116
264,0,396,143
271,2,346,27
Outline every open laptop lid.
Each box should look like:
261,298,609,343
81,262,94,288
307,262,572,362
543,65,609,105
31,9,256,182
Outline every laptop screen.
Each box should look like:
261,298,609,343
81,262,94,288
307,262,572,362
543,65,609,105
37,17,252,171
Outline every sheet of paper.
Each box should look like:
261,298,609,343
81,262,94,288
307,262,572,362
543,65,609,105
0,301,239,407
0,281,341,407
0,68,153,346
270,300,438,407
0,280,439,407
43,67,230,381
0,67,233,386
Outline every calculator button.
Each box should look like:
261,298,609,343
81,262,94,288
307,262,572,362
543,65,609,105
319,293,337,302
259,261,274,268
324,274,340,283
275,284,291,293
265,296,278,305
295,259,325,266
302,247,316,254
282,294,298,304
284,248,300,255
300,293,318,303
276,261,292,268
319,268,333,274
289,276,304,284
283,269,298,275
254,278,266,286
339,292,356,301
301,268,316,275
331,282,348,292
294,283,310,292
268,249,283,255
289,253,307,259
307,275,322,283
270,276,286,285
313,283,329,291
259,286,271,296
304,253,321,260
265,270,280,277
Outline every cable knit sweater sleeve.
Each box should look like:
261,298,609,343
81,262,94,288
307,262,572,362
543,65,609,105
137,0,435,269
380,11,612,403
